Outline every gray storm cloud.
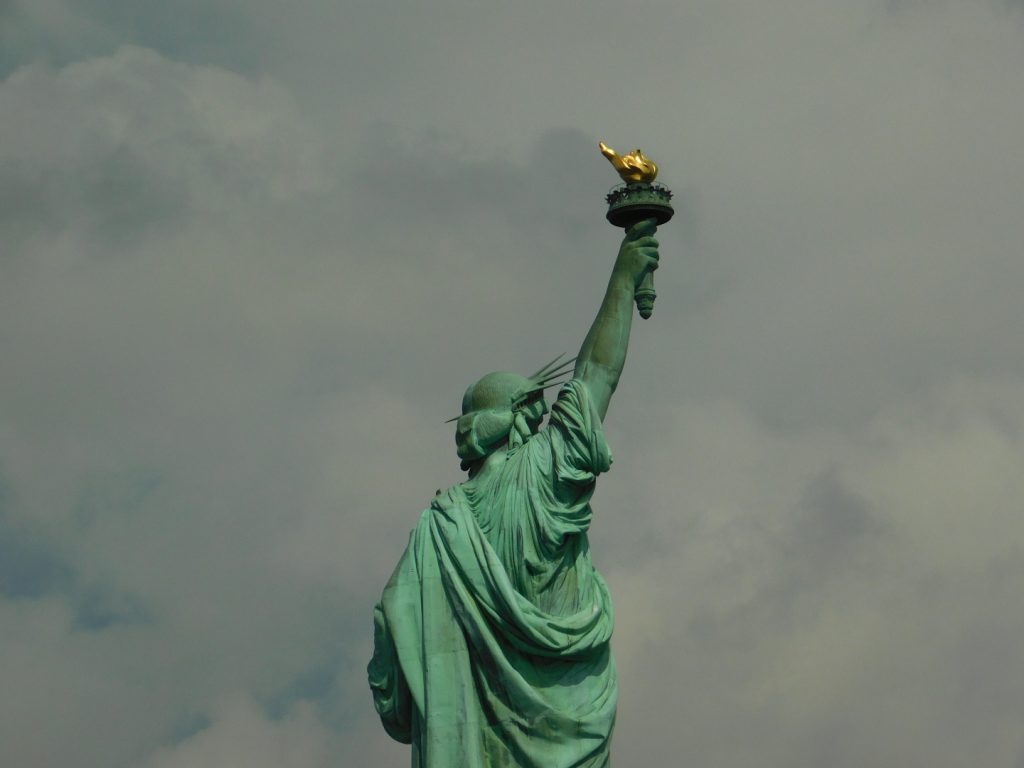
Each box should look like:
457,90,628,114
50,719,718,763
2,2,1024,766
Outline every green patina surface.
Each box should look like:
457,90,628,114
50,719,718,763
369,210,664,766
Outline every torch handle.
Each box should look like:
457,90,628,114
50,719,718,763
635,271,656,319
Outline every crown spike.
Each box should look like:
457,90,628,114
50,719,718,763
531,357,576,384
529,352,568,381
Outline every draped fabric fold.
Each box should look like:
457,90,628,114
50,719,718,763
369,381,617,767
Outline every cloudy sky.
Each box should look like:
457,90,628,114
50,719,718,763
3,1,1024,766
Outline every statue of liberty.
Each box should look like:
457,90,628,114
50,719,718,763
369,145,668,767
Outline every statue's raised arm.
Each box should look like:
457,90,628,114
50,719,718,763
573,217,660,421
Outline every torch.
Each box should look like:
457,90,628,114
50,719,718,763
600,142,674,319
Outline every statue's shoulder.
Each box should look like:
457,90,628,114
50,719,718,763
429,483,469,513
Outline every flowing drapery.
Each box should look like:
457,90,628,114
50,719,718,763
369,381,617,767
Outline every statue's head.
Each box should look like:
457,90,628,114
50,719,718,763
455,372,548,471
453,355,574,472
460,371,537,414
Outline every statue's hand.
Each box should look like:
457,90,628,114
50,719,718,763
613,218,659,289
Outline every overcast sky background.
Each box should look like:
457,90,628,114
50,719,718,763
2,1,1024,766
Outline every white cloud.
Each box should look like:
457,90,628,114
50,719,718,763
604,375,1024,766
140,697,338,768
0,45,349,768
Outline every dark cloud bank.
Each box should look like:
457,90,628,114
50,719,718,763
2,2,1024,766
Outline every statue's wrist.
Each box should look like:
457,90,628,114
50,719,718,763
609,269,637,293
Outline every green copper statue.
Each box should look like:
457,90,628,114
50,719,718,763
368,143,669,767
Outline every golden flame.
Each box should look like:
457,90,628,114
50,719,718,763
599,141,658,183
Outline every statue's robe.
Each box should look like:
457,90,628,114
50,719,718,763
369,380,616,767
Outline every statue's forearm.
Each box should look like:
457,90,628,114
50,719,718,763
574,219,658,420
574,271,635,421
